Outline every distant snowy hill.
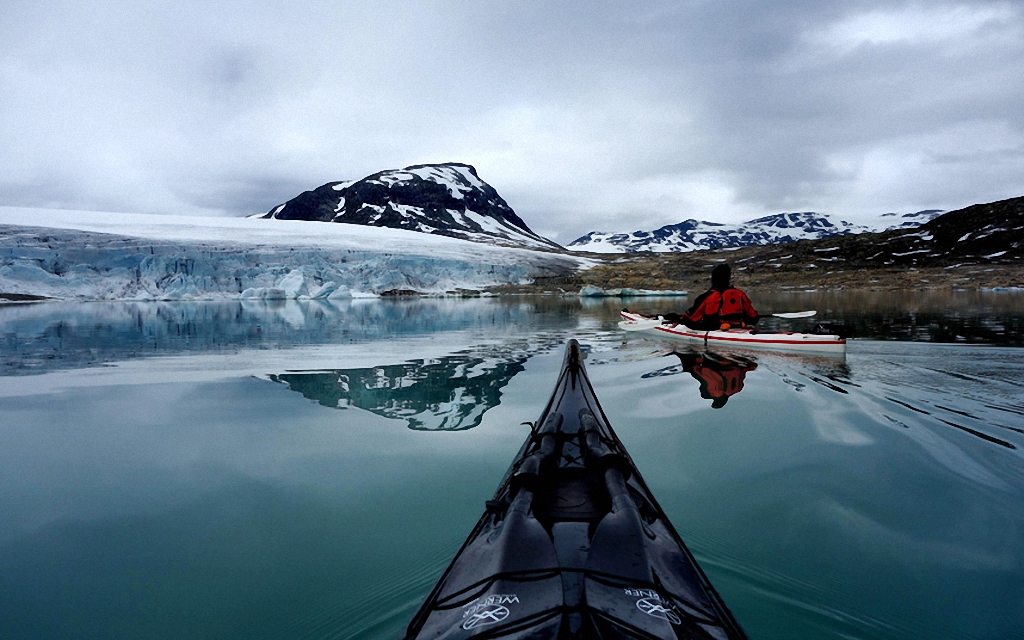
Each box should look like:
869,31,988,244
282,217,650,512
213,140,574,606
717,197,1022,273
567,210,944,253
258,163,561,251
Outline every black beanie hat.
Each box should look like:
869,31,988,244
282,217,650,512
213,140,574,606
711,263,731,290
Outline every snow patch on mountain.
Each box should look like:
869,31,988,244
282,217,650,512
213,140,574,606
876,210,944,230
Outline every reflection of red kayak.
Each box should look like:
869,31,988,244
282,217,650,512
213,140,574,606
621,311,847,353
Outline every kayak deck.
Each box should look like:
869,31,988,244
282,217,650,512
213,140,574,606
621,311,847,353
402,340,748,640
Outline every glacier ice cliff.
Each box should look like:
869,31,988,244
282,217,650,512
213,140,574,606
0,219,584,300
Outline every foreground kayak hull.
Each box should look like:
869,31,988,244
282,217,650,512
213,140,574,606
621,311,847,353
402,340,749,640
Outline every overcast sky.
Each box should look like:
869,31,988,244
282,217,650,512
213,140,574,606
2,1,1022,242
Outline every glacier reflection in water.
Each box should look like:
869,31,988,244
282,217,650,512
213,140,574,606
0,297,582,376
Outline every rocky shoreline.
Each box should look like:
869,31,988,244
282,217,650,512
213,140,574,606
493,247,1024,295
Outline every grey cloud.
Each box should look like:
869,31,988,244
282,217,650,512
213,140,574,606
1,0,1022,242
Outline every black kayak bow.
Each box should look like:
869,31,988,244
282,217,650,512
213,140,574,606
402,340,749,640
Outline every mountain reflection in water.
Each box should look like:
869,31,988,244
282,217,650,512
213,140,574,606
269,351,529,431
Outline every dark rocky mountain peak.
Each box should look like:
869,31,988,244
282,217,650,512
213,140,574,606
258,163,560,250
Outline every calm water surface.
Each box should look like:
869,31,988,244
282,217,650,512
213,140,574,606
1,292,1023,639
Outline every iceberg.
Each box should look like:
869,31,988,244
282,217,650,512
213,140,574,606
577,285,688,297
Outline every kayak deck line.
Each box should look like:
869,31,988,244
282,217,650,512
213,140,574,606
402,340,749,640
656,326,840,345
621,311,847,353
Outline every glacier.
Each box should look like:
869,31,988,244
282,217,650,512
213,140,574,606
0,207,589,300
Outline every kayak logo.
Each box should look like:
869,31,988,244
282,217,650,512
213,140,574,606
462,606,508,630
461,594,518,630
624,588,681,625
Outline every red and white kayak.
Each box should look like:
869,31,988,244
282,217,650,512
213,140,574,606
620,311,847,353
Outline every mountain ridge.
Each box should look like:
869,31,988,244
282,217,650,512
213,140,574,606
260,162,951,255
567,210,943,253
258,162,561,250
501,196,1023,294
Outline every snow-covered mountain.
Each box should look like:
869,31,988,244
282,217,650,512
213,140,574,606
567,210,944,253
258,163,561,251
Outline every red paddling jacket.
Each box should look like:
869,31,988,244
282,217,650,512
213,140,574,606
682,288,759,330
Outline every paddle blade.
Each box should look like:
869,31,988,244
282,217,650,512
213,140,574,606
772,310,817,319
618,319,662,331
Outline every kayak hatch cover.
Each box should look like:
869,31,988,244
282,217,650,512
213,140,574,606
401,339,749,640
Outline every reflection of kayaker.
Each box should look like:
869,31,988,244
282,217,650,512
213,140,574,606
402,340,750,639
666,264,759,330
676,351,758,409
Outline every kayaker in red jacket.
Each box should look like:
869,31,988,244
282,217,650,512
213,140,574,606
678,264,759,330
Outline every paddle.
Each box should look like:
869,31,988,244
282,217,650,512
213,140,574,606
618,318,663,331
619,310,816,331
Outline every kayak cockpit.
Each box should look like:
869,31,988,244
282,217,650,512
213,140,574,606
402,340,749,640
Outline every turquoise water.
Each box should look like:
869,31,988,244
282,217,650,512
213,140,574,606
1,294,1023,639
